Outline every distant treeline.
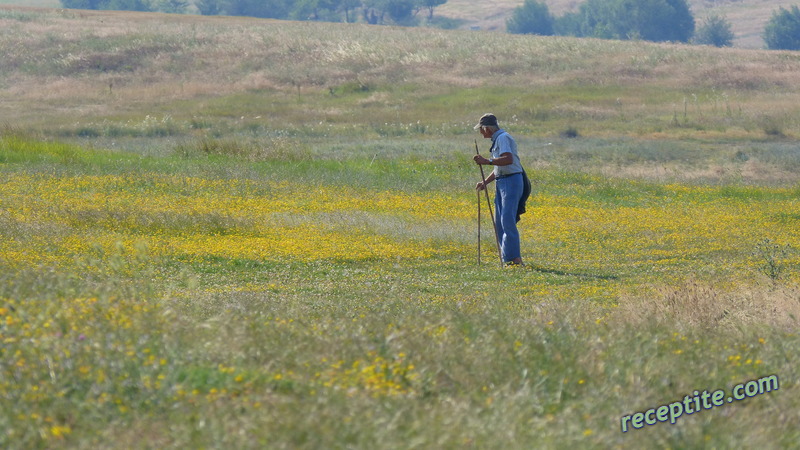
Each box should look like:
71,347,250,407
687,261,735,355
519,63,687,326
56,0,800,50
59,0,448,25
508,0,696,43
508,0,800,50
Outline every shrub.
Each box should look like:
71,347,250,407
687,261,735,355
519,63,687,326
694,14,734,47
563,0,695,43
560,126,580,138
507,0,554,36
764,5,800,50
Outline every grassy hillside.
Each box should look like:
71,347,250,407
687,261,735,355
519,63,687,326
2,7,799,155
1,7,799,449
2,0,796,48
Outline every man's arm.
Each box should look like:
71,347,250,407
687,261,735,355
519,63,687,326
476,172,496,191
473,152,513,166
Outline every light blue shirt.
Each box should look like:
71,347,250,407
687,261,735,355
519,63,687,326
491,129,523,177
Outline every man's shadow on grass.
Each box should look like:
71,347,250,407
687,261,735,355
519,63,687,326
527,264,620,281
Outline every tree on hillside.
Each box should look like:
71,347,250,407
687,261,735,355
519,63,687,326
291,0,340,20
196,0,221,15
694,14,734,47
764,5,800,50
61,0,152,11
419,0,446,20
386,0,417,23
106,0,153,10
661,0,695,41
339,0,362,22
557,0,694,43
226,0,290,18
614,0,692,42
553,10,583,36
360,0,383,24
359,0,421,25
157,0,188,13
59,0,448,25
507,0,554,36
60,0,101,8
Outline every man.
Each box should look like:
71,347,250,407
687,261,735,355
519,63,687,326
473,113,530,266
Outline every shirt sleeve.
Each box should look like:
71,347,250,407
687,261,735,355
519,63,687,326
493,133,515,158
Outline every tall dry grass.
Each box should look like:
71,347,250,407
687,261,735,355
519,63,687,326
615,281,800,332
2,6,800,141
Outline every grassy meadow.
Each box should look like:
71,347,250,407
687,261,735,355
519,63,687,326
2,6,800,448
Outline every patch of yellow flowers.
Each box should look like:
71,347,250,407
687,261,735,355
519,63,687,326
3,171,800,289
3,165,800,445
319,352,418,397
0,173,467,267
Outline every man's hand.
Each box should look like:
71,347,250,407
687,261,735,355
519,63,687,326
473,155,491,165
476,181,487,191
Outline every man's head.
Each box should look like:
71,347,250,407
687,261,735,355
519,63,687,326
475,113,499,138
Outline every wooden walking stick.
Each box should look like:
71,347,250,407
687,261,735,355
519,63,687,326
477,188,481,265
475,140,503,267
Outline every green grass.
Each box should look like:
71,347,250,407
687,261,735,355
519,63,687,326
2,134,799,448
1,8,800,448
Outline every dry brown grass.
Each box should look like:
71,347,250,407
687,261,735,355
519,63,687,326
593,162,797,185
2,5,800,166
614,281,800,332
